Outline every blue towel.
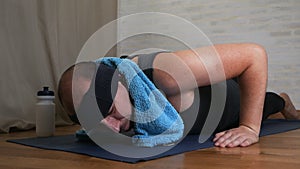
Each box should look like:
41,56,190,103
99,57,184,147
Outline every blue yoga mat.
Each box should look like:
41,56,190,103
7,119,300,163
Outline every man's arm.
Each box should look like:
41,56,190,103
152,43,268,147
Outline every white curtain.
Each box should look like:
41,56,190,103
0,0,117,132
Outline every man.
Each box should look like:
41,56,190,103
58,43,300,148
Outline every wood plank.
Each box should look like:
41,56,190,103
1,125,300,169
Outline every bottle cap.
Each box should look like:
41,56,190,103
37,87,54,96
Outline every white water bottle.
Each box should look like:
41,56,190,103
36,87,55,137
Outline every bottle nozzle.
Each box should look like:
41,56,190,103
37,86,54,96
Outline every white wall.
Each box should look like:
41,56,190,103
118,0,300,107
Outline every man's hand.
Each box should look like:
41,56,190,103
213,125,259,148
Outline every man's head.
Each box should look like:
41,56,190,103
58,61,133,132
58,62,96,119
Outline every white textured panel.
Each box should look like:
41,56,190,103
118,0,300,107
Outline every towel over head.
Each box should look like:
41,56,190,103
95,57,184,147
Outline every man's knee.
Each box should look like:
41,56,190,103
153,70,180,95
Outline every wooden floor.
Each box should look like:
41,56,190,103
1,124,300,169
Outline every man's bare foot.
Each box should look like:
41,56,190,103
279,93,300,120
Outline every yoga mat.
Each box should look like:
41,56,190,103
7,119,300,163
